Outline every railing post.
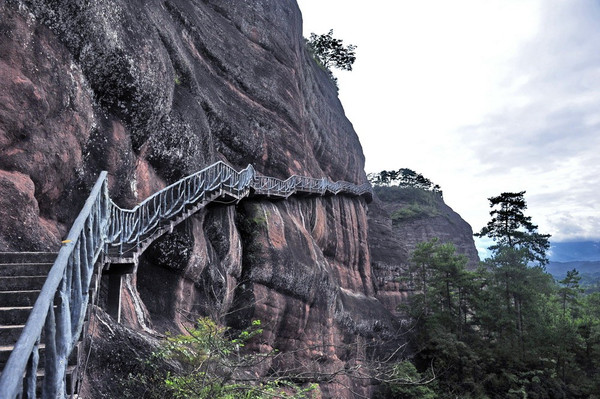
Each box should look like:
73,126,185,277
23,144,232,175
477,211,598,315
23,339,39,398
42,304,58,398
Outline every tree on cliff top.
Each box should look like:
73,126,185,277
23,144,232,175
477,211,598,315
307,29,357,72
368,168,442,196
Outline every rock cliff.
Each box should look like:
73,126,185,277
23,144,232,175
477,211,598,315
0,0,478,397
0,0,391,396
1,0,367,251
368,186,480,314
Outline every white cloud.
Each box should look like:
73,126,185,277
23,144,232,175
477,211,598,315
450,0,600,241
298,0,600,243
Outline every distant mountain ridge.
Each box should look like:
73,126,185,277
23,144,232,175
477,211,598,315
549,241,600,262
546,260,600,294
547,241,600,293
546,260,600,278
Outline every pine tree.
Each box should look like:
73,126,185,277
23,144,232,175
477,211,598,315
475,191,551,266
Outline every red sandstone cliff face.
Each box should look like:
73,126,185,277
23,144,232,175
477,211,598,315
1,0,367,239
0,1,478,397
0,4,94,250
0,1,398,397
133,197,400,397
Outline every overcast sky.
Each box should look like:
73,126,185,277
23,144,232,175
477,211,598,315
297,0,600,257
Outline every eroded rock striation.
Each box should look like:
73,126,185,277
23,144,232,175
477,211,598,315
0,0,478,397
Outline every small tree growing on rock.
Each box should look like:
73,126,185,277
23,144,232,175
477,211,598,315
307,29,357,71
307,29,356,87
125,317,316,398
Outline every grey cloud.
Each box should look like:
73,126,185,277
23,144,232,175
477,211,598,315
456,1,600,174
546,212,600,242
453,1,600,242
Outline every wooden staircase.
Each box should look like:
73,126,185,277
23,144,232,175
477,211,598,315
0,252,79,396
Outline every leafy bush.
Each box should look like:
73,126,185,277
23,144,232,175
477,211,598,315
391,203,440,222
306,29,356,72
375,361,437,399
375,186,443,222
128,318,315,399
306,29,356,88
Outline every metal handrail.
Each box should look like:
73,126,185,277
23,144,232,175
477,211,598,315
251,173,373,200
0,161,372,398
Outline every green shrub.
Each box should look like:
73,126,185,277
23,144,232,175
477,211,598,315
374,186,441,205
127,318,315,399
376,186,442,222
391,203,440,222
376,361,437,399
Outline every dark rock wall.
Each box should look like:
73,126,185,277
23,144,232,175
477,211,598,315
14,0,366,183
1,0,366,243
134,196,399,397
0,4,94,250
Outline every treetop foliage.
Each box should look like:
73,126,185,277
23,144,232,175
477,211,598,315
306,29,357,72
368,168,442,196
387,193,598,398
475,191,551,265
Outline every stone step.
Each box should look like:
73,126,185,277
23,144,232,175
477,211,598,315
0,304,93,346
0,306,33,325
0,286,93,310
0,325,52,347
0,342,79,366
0,363,78,394
0,344,43,365
0,252,57,264
0,263,53,277
0,254,84,396
0,276,47,291
0,325,25,346
0,290,41,307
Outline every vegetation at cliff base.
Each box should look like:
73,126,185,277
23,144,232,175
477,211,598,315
386,192,600,398
124,318,315,399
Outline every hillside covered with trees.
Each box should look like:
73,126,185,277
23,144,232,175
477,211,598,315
382,191,600,398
